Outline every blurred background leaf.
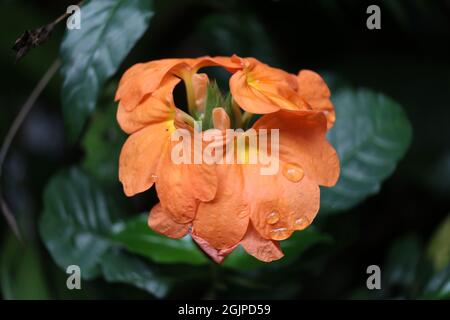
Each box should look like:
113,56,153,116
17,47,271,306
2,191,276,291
421,266,450,299
224,227,332,270
40,167,117,279
60,0,153,140
100,249,170,298
195,12,276,64
427,215,450,272
39,167,170,297
81,100,126,184
111,213,208,265
0,233,50,299
383,235,422,295
321,88,412,214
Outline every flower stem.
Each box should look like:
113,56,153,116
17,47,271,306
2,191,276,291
242,111,254,129
231,99,243,129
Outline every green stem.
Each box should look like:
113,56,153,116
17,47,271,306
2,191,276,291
231,99,242,129
241,111,254,129
177,109,195,127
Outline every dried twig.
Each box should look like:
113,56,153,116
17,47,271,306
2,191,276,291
0,59,61,240
12,1,84,61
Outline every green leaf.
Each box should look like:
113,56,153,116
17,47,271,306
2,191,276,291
101,250,170,298
60,0,153,140
0,233,51,299
201,81,223,130
427,215,450,272
39,167,170,297
40,167,117,279
82,103,126,184
321,88,412,214
384,235,422,289
421,266,450,299
223,227,331,270
111,214,208,265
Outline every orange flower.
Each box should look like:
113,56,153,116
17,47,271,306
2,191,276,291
296,70,335,128
115,55,340,263
229,56,335,128
115,56,241,112
117,74,218,224
186,108,339,262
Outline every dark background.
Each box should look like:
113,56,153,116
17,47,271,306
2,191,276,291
0,0,449,299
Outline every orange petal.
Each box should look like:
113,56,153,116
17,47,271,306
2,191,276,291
192,73,209,112
194,55,244,72
148,203,190,239
297,70,335,128
253,111,340,187
193,165,249,250
118,122,171,196
188,160,218,203
241,223,284,262
230,58,307,114
117,76,180,134
230,70,280,113
246,166,320,240
156,138,218,223
191,233,238,263
212,107,231,130
116,59,189,111
155,147,197,224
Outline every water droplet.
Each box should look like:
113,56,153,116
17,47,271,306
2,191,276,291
294,216,310,230
270,227,290,240
266,211,280,225
282,163,304,182
151,174,158,181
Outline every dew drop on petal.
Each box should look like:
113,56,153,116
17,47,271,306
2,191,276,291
294,216,310,230
282,163,304,183
151,174,158,182
266,211,280,225
270,227,290,241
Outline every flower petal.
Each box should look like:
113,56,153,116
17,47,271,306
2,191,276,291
297,70,335,128
253,110,340,187
230,70,280,113
230,58,306,114
148,203,190,239
116,59,188,111
117,76,180,134
212,107,231,130
191,233,238,263
193,165,249,250
241,223,284,262
156,136,218,223
194,55,244,72
118,122,170,196
192,73,209,112
246,167,320,240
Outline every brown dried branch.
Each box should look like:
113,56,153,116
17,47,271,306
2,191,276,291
0,59,61,240
12,1,84,62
